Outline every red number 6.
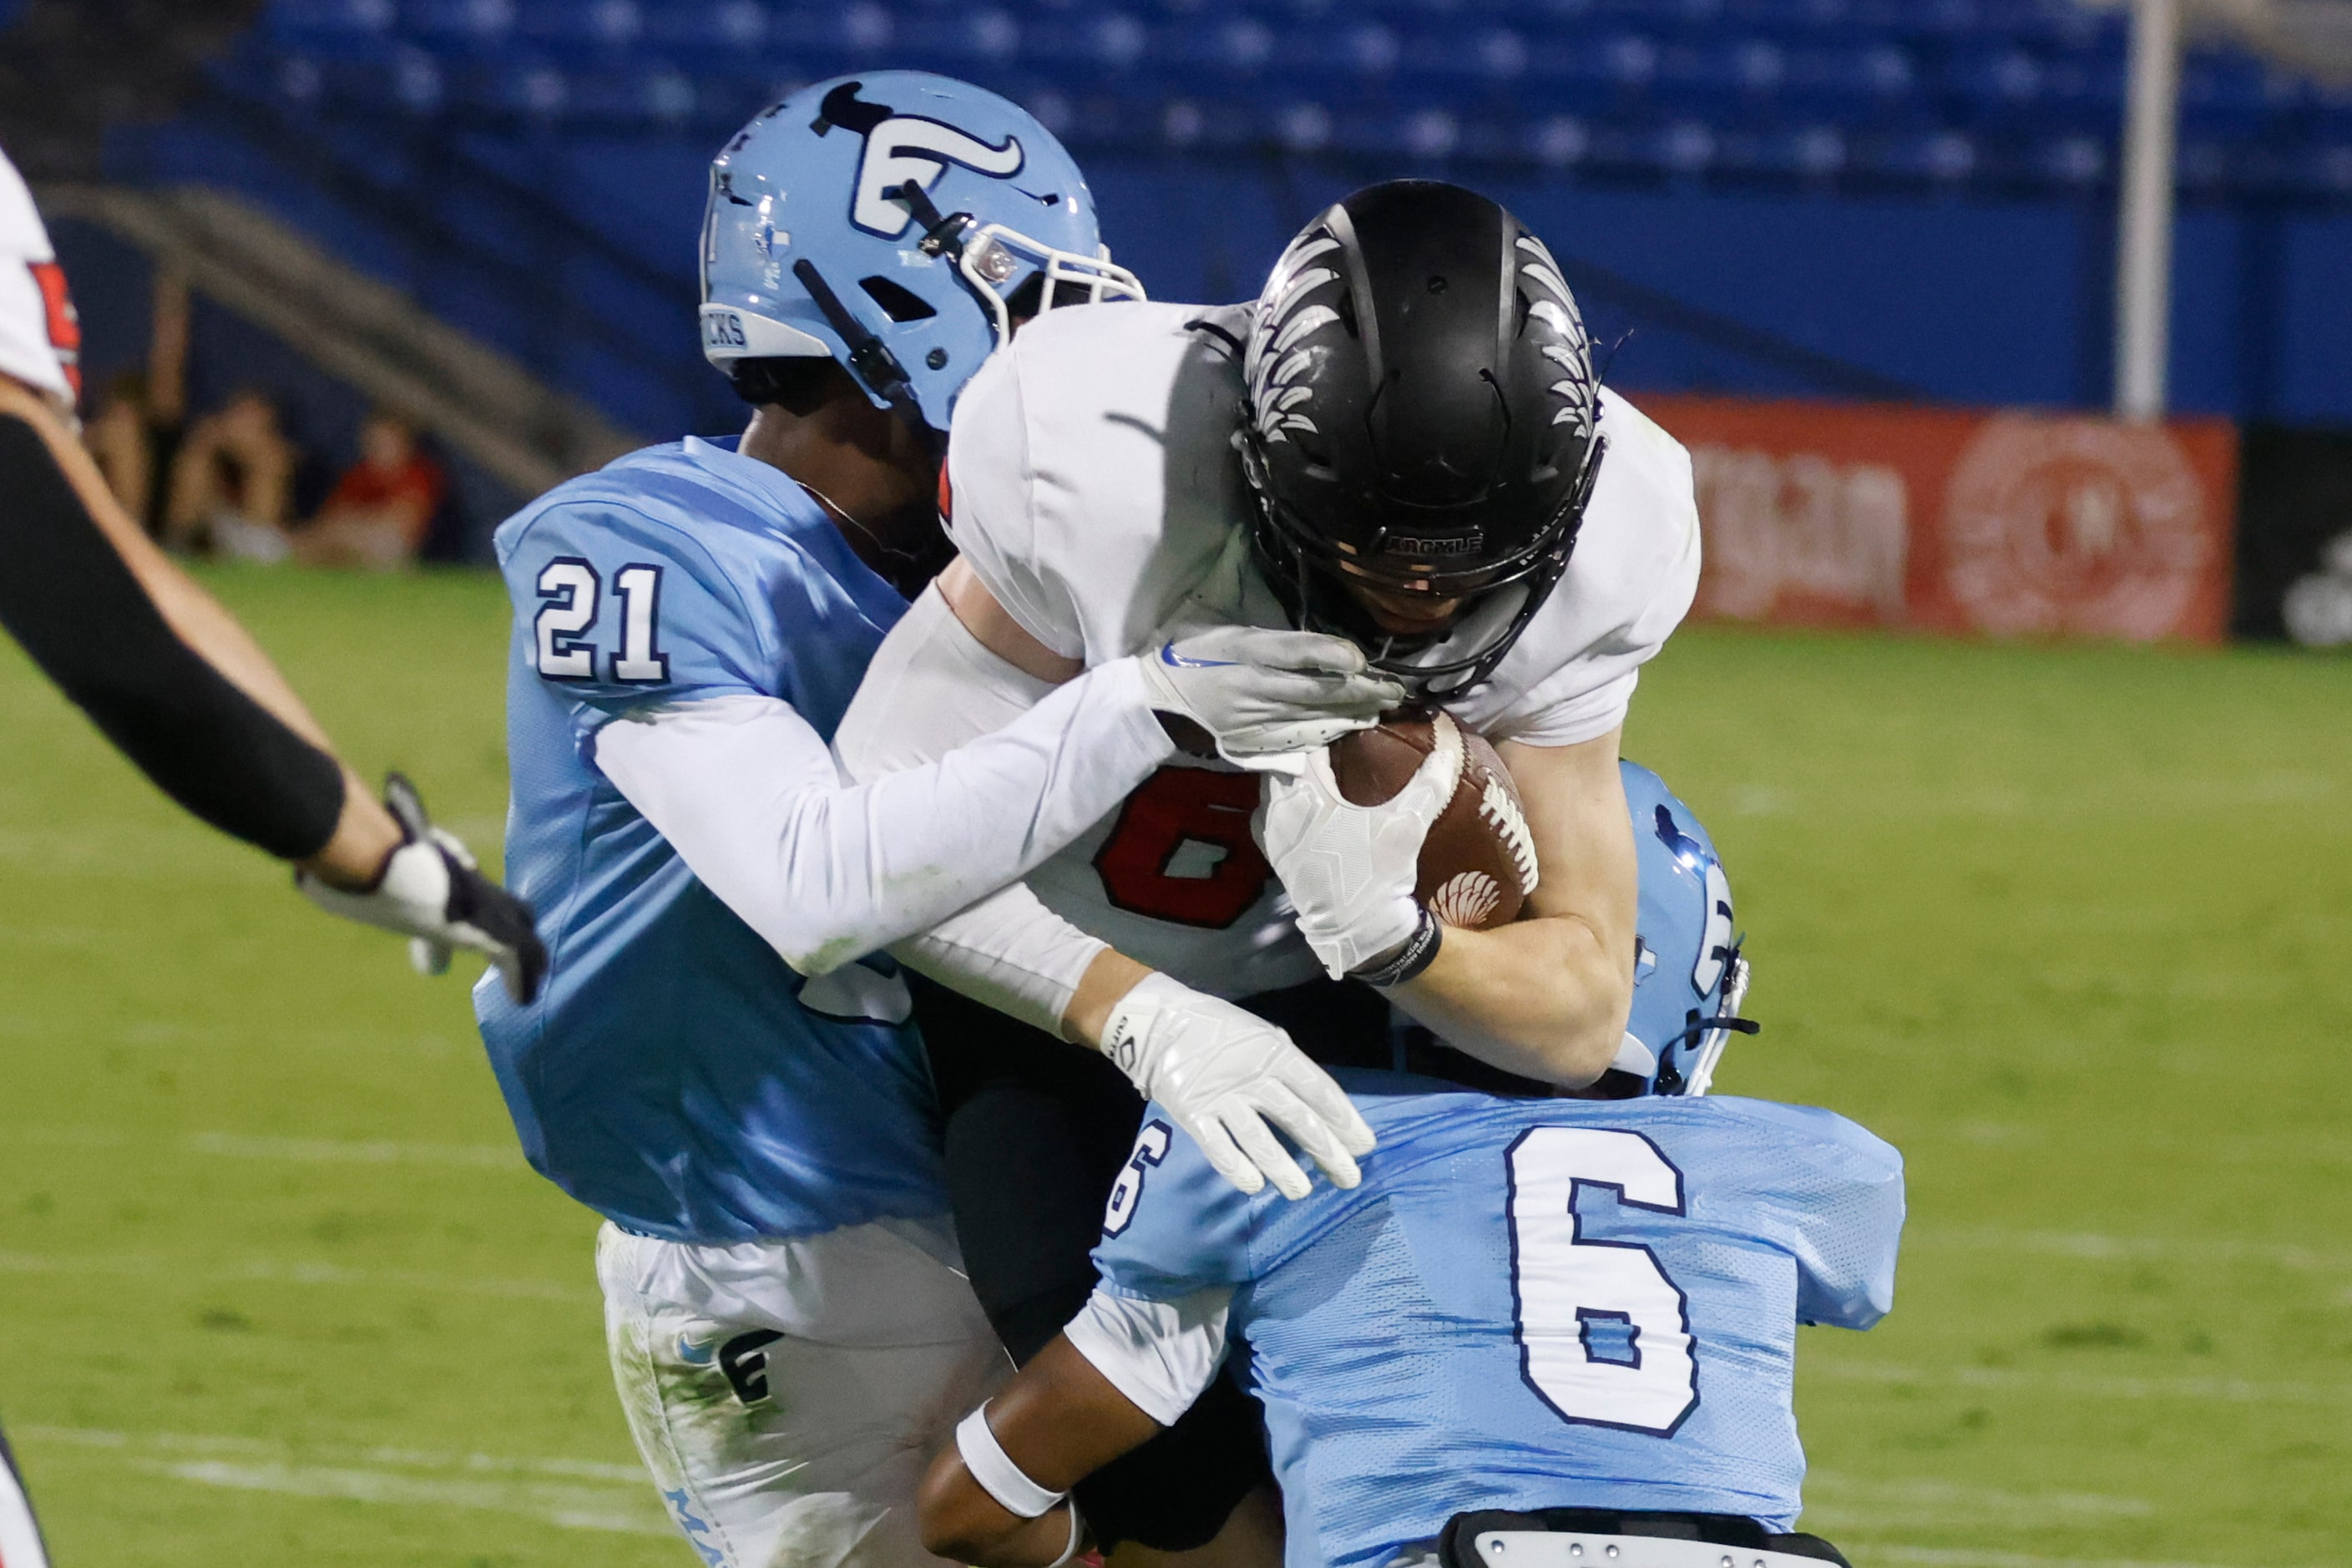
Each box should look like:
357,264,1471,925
1092,766,1272,929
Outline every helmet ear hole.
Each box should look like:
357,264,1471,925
857,276,938,322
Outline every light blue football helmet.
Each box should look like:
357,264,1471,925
700,72,1143,435
1616,760,1756,1096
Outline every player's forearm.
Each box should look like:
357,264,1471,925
1389,913,1630,1085
602,671,1172,975
918,1483,1079,1568
889,883,1112,1039
3,381,346,755
780,670,1173,967
919,1333,1163,1566
0,392,382,867
1060,947,1152,1049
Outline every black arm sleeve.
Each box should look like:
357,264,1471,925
0,414,346,860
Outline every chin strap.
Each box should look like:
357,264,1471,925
791,257,928,434
1676,953,1758,1099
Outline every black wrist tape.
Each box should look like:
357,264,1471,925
1352,906,1444,989
0,414,346,861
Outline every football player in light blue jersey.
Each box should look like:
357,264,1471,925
918,763,1904,1568
478,73,1399,1568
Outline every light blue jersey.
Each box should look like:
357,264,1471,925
1093,1074,1904,1568
477,435,945,1245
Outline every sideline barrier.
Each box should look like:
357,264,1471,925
1637,395,2239,646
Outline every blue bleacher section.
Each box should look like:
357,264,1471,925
236,0,2352,200
92,1,2352,451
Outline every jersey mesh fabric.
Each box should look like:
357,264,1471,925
477,435,947,1245
1091,1075,1904,1568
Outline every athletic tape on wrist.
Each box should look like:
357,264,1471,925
954,1404,1065,1519
1352,906,1443,989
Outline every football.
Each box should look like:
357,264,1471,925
1328,709,1540,930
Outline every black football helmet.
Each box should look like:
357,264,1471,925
1237,181,1605,698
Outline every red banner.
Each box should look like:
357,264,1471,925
1633,395,2239,645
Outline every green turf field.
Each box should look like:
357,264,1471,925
0,566,2344,1568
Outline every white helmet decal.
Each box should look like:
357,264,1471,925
816,81,1025,239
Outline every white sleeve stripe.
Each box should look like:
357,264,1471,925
1061,1287,1233,1429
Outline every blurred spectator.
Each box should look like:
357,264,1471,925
290,410,446,570
163,385,299,560
85,262,190,537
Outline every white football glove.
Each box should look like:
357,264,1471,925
1100,973,1377,1200
297,775,549,1004
1255,716,1464,979
1131,626,1403,763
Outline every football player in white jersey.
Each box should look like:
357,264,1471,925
0,144,544,1568
837,180,1701,1553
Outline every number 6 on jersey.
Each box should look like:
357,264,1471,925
1506,1127,1699,1436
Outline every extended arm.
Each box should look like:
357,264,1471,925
0,377,382,871
593,660,1174,975
0,376,544,999
596,574,1388,978
1385,730,1637,1085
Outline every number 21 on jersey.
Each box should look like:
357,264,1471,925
1506,1126,1699,1436
534,559,670,684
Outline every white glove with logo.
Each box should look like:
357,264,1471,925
1255,719,1463,979
297,775,549,1004
1131,626,1403,763
1100,973,1377,1200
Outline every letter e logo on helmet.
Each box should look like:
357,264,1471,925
816,82,1025,239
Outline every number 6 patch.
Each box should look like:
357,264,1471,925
1506,1126,1700,1436
1102,1120,1173,1238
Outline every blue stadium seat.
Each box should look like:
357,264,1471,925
234,0,2352,202
1864,126,1979,183
271,0,394,38
637,1,774,53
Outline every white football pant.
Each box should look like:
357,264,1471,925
597,1218,1006,1568
0,1428,48,1568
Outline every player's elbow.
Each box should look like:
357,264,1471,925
916,1451,1014,1565
1525,951,1633,1088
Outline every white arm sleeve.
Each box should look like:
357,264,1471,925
842,583,1115,1034
594,656,1172,976
1061,1287,1233,1428
891,886,1105,1039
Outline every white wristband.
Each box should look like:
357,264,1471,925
955,1404,1065,1519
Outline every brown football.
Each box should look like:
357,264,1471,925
1328,709,1539,930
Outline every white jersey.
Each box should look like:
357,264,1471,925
943,301,1701,997
0,148,77,401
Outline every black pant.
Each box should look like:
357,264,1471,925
915,971,1394,1552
